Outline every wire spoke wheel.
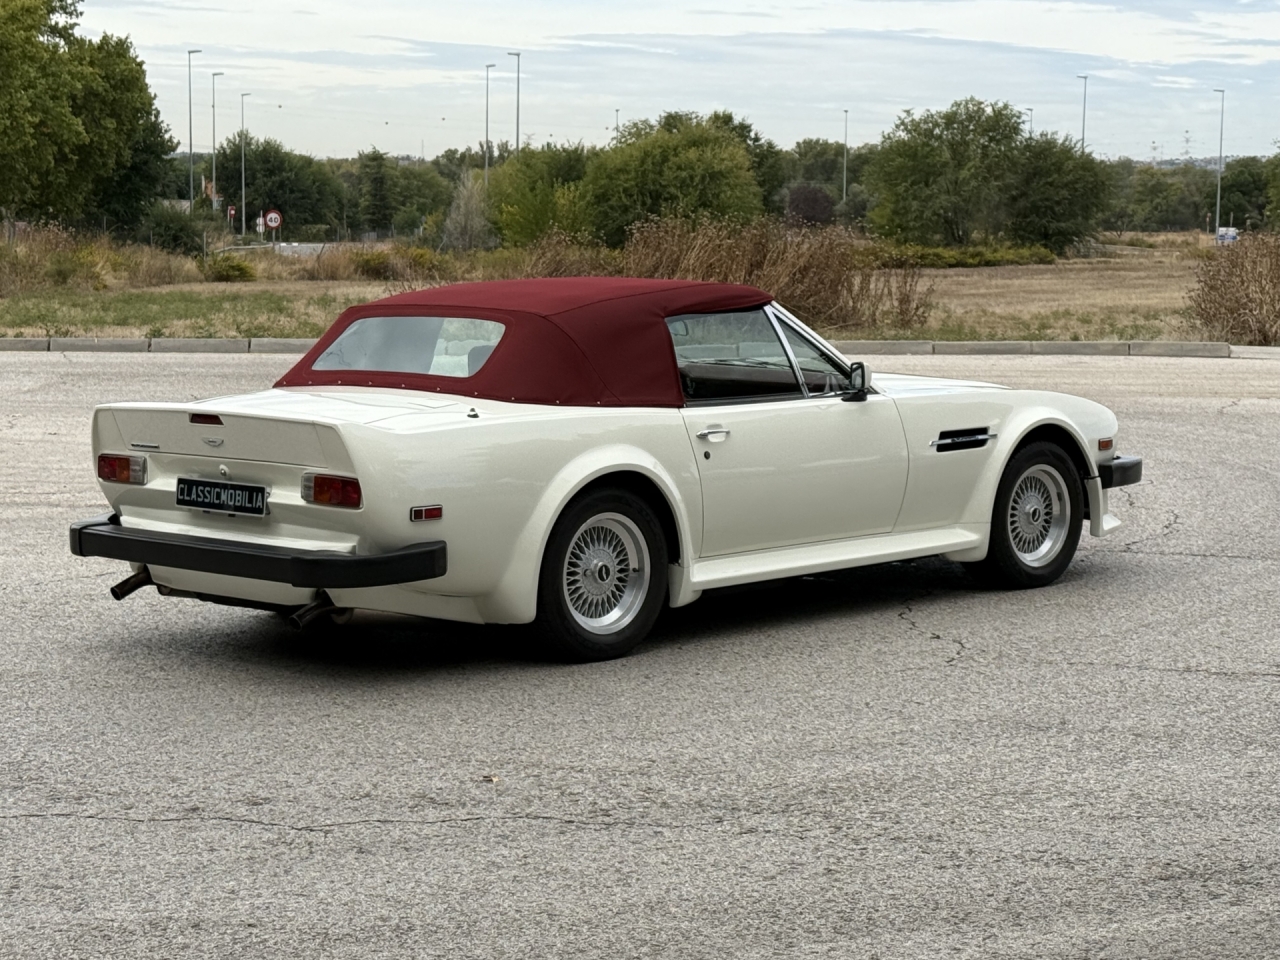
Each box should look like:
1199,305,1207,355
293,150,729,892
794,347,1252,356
1007,464,1071,568
562,512,650,635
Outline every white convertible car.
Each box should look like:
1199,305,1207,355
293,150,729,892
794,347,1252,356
71,278,1141,659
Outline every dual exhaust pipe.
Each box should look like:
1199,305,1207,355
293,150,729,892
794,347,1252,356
109,566,349,629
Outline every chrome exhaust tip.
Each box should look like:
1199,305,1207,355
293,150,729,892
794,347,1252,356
110,567,154,601
288,592,348,630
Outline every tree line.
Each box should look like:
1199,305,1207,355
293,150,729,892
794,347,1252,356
6,1,1280,255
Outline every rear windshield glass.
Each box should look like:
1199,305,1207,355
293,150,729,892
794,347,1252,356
312,316,505,378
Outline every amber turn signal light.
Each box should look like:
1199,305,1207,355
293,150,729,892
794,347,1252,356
1098,438,1114,452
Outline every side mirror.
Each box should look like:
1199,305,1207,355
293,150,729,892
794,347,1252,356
842,361,869,402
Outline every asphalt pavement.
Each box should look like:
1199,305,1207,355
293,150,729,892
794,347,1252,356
2,352,1278,959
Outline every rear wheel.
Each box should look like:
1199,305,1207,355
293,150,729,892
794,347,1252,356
536,489,668,661
968,441,1083,589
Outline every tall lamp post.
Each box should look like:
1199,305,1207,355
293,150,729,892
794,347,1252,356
187,49,202,214
484,63,496,186
1077,74,1088,150
1214,88,1226,239
508,51,520,156
842,109,848,203
240,92,251,237
1025,107,1034,136
211,72,224,212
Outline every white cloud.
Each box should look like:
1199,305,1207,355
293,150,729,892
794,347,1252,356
79,0,1280,158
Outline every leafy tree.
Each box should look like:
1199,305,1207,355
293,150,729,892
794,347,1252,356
215,134,345,238
1267,153,1280,228
0,0,81,218
867,98,1026,245
581,117,763,246
0,0,171,227
488,142,594,244
89,106,178,228
1210,156,1270,230
1006,133,1109,252
705,111,788,213
358,149,396,234
785,184,835,224
430,142,512,183
390,161,453,236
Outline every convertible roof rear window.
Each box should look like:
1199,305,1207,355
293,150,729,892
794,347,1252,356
312,316,504,378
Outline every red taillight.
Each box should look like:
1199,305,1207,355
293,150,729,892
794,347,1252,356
97,454,147,484
302,473,362,508
189,413,223,425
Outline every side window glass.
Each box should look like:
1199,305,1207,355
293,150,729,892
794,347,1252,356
666,309,802,403
776,322,850,396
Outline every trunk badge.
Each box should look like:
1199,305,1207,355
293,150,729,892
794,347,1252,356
203,437,224,447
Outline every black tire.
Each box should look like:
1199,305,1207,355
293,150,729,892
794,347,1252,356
968,441,1084,589
535,488,668,662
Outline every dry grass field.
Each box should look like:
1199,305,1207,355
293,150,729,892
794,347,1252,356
0,240,1202,342
914,250,1200,342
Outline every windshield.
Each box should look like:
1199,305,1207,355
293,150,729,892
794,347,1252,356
312,316,505,378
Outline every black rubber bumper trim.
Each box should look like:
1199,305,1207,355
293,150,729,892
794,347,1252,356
1098,455,1143,489
69,513,446,588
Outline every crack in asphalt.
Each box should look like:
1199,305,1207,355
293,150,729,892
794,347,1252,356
0,810,738,834
1120,510,1181,553
897,595,965,665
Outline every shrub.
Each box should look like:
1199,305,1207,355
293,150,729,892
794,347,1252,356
204,254,256,283
350,249,394,279
1188,234,1280,346
622,217,934,331
883,244,1055,268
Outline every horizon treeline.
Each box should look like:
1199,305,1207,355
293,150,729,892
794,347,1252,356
6,1,1280,255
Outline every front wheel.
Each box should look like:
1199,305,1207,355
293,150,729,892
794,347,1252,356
968,441,1084,589
535,489,668,661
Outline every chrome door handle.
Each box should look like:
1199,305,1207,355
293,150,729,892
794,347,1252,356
696,427,731,442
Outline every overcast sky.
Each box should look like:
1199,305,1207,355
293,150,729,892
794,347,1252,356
82,0,1280,161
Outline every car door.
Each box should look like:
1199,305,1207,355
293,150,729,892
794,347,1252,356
669,307,909,558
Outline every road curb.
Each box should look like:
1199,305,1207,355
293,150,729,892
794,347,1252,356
50,338,149,352
934,340,1033,355
1030,340,1130,356
151,338,250,353
1129,341,1231,358
9,337,1268,358
250,338,318,353
830,340,934,355
1230,345,1280,360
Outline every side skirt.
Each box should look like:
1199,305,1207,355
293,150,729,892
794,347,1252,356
686,525,989,593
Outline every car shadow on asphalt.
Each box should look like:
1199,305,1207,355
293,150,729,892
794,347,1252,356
159,556,979,677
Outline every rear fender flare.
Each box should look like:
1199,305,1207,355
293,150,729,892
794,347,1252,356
477,445,697,623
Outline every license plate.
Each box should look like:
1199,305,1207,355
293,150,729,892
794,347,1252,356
176,477,268,516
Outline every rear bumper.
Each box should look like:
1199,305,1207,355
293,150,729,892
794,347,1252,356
1099,455,1143,489
69,513,447,588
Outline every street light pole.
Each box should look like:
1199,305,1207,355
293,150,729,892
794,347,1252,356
1077,74,1088,150
615,108,620,139
1214,88,1226,239
240,92,251,238
842,109,848,203
508,51,520,156
484,63,496,186
211,72,224,212
187,49,202,214
1025,107,1034,136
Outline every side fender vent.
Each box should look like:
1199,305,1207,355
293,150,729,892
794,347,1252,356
931,427,996,452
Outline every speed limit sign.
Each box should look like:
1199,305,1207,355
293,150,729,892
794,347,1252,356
264,209,283,230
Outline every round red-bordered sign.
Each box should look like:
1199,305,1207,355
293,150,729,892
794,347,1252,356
264,209,283,230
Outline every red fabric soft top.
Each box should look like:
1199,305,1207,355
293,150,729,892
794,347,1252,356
275,277,773,407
